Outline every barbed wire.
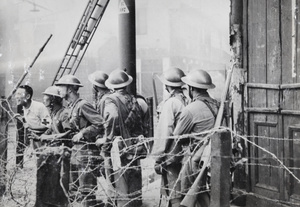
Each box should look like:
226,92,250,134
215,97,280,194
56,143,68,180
1,101,300,206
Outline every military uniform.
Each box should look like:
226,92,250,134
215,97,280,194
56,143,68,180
101,69,147,207
153,90,187,205
88,70,110,115
102,89,145,207
68,98,104,206
34,86,71,207
35,106,71,207
152,67,187,207
55,74,105,207
173,69,217,207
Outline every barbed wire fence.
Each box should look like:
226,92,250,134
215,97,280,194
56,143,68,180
1,99,300,207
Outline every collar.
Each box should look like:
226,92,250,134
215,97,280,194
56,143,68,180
50,105,63,117
68,97,81,108
23,100,34,112
192,91,210,102
113,89,128,95
169,88,183,98
98,90,110,101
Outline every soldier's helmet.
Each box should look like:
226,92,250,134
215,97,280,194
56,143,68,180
159,67,185,87
105,69,133,89
181,69,215,89
88,71,109,89
42,86,62,97
55,75,83,87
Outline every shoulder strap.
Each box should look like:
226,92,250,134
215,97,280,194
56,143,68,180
106,95,130,138
201,99,218,118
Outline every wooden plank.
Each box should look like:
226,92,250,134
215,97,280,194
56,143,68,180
0,101,8,197
245,107,279,113
248,0,267,110
266,0,283,200
210,131,232,207
281,0,294,112
280,83,300,89
281,0,300,203
295,0,300,112
246,83,280,89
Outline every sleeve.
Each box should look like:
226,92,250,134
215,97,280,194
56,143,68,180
80,102,104,140
152,99,179,157
173,107,194,137
137,97,150,137
101,99,119,153
39,104,51,128
103,98,119,142
59,109,71,131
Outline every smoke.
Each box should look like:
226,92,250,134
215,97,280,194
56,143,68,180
0,0,230,101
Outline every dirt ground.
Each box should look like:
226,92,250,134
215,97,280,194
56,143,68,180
1,124,165,207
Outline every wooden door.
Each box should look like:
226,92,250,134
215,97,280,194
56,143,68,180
246,0,300,206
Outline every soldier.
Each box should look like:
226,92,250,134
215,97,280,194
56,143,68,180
100,69,147,207
14,85,51,166
152,67,187,207
173,69,218,207
55,75,105,207
89,71,111,177
88,70,110,114
34,86,71,207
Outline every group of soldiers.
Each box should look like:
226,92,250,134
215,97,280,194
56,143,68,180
14,67,220,207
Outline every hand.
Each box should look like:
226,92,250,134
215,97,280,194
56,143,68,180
23,123,30,129
39,134,47,141
13,113,24,122
154,162,164,175
95,138,106,147
72,132,83,143
28,132,40,141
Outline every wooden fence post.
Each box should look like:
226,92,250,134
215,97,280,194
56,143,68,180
210,130,232,207
0,100,8,198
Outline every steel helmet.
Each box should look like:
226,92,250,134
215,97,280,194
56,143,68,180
55,75,83,87
181,69,215,89
105,69,133,89
159,67,185,87
88,71,108,88
42,86,62,97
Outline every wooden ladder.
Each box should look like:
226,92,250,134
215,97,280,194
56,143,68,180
52,0,110,85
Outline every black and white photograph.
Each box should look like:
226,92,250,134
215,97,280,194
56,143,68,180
0,0,299,207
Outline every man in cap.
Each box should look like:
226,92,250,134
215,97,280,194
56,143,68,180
173,69,219,207
89,71,111,177
14,85,51,167
152,67,187,207
100,69,147,207
34,85,71,207
55,75,105,207
88,70,110,114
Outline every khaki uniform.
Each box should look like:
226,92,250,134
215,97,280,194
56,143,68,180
153,90,187,207
35,106,71,207
173,92,218,207
68,98,104,207
95,91,110,115
102,90,145,207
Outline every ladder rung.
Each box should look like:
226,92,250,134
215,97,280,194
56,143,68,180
59,67,72,70
90,17,98,21
65,53,78,58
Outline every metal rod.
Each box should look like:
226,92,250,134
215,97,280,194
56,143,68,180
7,34,53,100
